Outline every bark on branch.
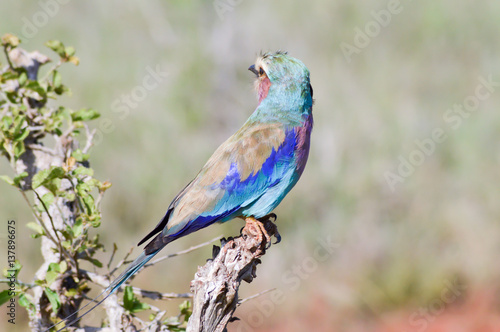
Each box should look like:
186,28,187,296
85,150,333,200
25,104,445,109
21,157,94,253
187,216,280,332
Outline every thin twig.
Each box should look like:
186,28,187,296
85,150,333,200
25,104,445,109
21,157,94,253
32,189,80,273
142,310,167,332
3,45,14,70
238,288,276,306
33,189,63,255
82,123,96,154
62,123,76,139
0,279,36,289
109,246,135,277
18,189,59,247
27,143,57,156
40,59,62,82
83,270,191,300
145,235,223,269
131,286,192,301
65,175,85,213
107,243,118,270
95,190,105,211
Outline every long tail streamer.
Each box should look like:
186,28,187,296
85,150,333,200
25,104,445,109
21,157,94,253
45,250,158,332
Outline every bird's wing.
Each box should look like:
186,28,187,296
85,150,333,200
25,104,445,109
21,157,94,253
159,120,297,240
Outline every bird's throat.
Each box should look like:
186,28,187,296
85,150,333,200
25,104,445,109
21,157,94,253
258,76,271,104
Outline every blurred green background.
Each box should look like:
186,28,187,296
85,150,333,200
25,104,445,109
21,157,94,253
1,0,500,331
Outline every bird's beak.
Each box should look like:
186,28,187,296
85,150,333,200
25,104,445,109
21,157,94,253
248,64,259,77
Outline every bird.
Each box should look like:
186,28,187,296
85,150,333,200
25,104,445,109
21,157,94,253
51,51,313,331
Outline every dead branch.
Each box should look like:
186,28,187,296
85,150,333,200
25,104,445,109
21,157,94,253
187,216,280,332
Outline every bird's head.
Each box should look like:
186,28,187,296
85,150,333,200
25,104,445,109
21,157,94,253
248,51,312,105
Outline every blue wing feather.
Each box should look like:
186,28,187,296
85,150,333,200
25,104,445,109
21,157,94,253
173,126,298,236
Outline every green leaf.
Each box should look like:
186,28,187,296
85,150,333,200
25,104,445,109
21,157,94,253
48,262,61,273
5,91,17,103
61,191,76,201
0,175,14,186
131,301,150,314
76,181,91,196
13,127,29,141
45,40,65,57
32,169,49,189
52,70,62,88
25,80,46,96
87,258,102,268
123,286,134,311
44,287,61,311
32,166,65,189
82,194,95,215
64,46,75,57
59,261,67,274
44,178,61,194
72,149,90,162
18,71,27,86
13,172,28,186
27,222,44,235
3,261,22,278
54,84,68,96
0,290,13,306
2,115,13,130
41,192,55,206
12,114,25,135
18,293,35,312
45,271,58,286
90,216,101,228
72,218,83,237
13,141,25,159
1,71,19,81
71,108,100,122
45,261,67,285
123,286,150,314
179,300,192,321
73,166,93,177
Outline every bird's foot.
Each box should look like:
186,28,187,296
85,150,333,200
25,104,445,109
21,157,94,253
243,215,280,249
258,214,281,246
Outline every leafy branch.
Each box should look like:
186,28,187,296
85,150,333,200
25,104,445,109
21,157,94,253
0,33,193,331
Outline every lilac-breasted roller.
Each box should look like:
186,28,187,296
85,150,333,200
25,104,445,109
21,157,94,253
53,51,313,330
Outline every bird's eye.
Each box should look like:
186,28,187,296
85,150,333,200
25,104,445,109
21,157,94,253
259,67,265,76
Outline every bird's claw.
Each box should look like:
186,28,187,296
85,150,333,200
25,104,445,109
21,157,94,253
257,214,281,248
242,214,281,249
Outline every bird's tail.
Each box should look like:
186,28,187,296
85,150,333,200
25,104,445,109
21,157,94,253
48,249,161,332
108,250,157,294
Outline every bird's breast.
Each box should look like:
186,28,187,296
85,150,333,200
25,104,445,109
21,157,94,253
294,114,313,176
